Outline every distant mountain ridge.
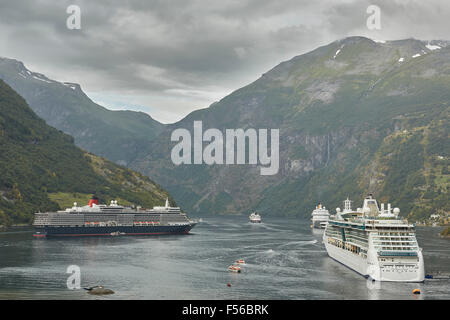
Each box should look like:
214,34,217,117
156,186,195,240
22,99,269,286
0,57,165,165
0,80,172,226
130,37,449,221
1,37,448,222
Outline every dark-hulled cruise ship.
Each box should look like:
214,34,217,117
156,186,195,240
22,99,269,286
33,195,196,237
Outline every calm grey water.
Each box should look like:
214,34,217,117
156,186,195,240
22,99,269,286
0,216,449,300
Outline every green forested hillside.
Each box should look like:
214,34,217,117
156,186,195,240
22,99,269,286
1,37,448,221
0,58,164,166
362,117,449,221
0,80,172,226
131,37,449,220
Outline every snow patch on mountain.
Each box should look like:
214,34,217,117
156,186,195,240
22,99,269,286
63,82,80,91
333,45,344,59
32,75,52,83
333,49,341,59
426,44,441,51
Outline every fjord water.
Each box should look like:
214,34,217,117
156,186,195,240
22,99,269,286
0,216,449,300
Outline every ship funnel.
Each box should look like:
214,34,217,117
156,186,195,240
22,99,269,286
88,195,99,207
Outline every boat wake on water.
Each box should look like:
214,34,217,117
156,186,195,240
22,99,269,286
278,240,318,248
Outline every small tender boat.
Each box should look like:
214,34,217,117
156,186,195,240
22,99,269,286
228,265,241,273
110,231,125,236
249,212,261,223
235,259,246,265
33,231,47,238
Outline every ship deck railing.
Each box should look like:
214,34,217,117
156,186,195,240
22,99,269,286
329,221,365,230
378,251,418,257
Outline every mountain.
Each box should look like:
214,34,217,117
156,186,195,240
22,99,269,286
0,57,164,165
130,37,449,221
0,79,172,227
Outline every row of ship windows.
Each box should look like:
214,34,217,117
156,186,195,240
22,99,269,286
379,262,418,269
374,232,415,236
45,217,162,221
374,236,416,240
330,237,417,249
373,240,416,244
327,231,415,240
345,235,369,242
161,217,189,222
345,239,368,247
327,228,414,236
326,228,368,236
375,243,418,247
327,238,367,256
326,232,368,243
375,246,418,251
41,214,164,219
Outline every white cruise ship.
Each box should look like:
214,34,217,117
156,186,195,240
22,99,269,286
249,212,262,223
311,203,330,228
323,195,425,282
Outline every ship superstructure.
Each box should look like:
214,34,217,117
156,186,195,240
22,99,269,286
323,194,424,282
33,196,196,237
311,203,330,228
249,212,262,223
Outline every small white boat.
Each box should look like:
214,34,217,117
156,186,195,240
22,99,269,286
228,265,241,273
235,259,246,265
249,212,261,223
110,231,125,236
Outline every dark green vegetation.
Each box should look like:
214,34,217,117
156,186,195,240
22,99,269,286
0,58,164,165
1,37,448,221
130,37,449,220
441,227,450,237
0,80,171,226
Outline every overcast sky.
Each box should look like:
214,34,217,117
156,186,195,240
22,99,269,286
0,0,449,123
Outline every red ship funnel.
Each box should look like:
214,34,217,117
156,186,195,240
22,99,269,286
88,195,99,207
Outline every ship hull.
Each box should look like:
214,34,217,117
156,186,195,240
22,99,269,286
324,239,425,282
34,224,195,237
324,241,368,276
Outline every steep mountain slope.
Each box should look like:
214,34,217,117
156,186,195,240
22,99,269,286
0,80,172,226
0,58,164,165
131,37,449,220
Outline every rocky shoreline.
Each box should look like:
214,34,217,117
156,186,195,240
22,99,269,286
0,224,31,231
440,226,450,238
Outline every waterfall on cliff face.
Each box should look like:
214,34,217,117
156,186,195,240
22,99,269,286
325,134,330,167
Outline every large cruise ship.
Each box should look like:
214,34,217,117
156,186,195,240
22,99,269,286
311,203,330,228
33,195,196,237
323,195,424,282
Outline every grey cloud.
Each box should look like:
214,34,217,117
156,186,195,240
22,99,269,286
0,0,449,122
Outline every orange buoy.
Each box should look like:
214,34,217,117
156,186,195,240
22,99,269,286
412,289,421,294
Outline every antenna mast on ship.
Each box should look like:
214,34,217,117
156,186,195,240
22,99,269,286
343,197,352,212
